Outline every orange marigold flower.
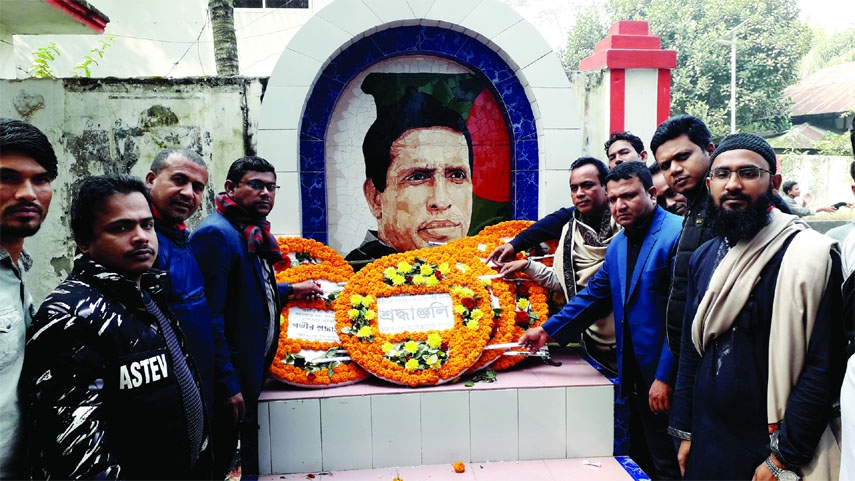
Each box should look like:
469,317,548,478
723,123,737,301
452,461,466,473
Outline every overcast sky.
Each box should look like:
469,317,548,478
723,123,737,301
508,0,855,51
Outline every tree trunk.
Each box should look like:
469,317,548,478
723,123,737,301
209,0,239,76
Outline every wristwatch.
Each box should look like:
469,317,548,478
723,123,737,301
765,456,800,481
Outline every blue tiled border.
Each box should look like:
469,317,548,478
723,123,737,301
298,25,539,244
616,456,651,481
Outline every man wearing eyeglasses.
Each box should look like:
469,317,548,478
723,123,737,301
190,156,322,477
669,133,844,480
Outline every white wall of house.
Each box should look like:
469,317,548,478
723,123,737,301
8,0,582,79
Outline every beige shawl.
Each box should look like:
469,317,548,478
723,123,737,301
552,215,620,344
690,209,840,479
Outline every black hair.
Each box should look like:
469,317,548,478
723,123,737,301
570,156,608,185
782,180,798,195
71,174,151,243
226,156,275,184
0,118,59,180
650,115,712,158
150,147,206,174
362,89,473,192
649,162,662,175
606,160,653,191
604,131,645,156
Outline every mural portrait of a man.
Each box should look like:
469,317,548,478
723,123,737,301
346,89,474,262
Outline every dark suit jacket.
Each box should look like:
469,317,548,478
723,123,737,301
542,206,682,392
190,212,291,405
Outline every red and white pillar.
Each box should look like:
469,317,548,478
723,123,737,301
580,21,676,155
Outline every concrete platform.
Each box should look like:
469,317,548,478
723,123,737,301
258,456,648,480
257,351,619,476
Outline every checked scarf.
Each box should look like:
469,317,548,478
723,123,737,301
215,193,282,262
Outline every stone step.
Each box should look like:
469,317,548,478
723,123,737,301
258,456,648,480
257,350,623,475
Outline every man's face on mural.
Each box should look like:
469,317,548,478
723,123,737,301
364,126,472,252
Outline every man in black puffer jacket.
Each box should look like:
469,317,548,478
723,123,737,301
25,175,206,480
649,116,716,358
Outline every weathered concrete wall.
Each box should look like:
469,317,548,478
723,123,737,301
0,77,265,303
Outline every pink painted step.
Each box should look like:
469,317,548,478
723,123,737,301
258,457,645,481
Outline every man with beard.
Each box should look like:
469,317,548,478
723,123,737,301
0,118,57,479
26,175,206,479
190,156,321,477
487,131,647,264
520,162,682,479
145,147,218,477
669,133,844,480
500,157,621,375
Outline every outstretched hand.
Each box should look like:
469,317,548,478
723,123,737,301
518,326,550,353
291,280,324,300
499,259,529,277
486,243,516,266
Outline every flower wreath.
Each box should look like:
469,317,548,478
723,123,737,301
335,249,494,386
274,236,352,278
490,276,549,371
438,237,549,371
270,239,368,388
477,220,558,267
443,234,514,264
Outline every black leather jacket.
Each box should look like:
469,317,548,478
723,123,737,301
25,256,205,480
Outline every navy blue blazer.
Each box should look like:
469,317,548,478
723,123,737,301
190,212,292,403
543,206,682,391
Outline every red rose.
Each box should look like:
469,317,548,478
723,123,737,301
435,270,443,280
515,284,530,296
515,310,530,326
461,298,477,310
274,256,292,272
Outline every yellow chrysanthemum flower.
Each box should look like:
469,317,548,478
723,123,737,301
412,274,426,285
347,308,360,319
467,319,480,330
454,304,466,315
420,264,433,276
364,309,376,320
438,263,450,275
405,359,420,371
517,298,530,310
480,278,492,287
392,274,406,286
426,354,438,366
404,340,419,354
397,261,412,273
382,342,394,354
350,294,364,306
361,295,375,307
425,276,440,287
427,333,442,349
383,267,397,278
470,308,484,321
459,287,474,298
356,326,372,338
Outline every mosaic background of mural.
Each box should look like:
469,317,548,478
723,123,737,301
325,60,513,256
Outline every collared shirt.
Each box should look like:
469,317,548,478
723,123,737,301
0,246,33,479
